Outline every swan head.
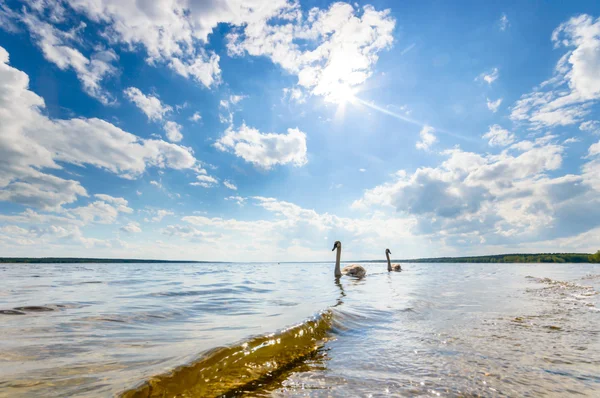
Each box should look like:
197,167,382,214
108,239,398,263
386,248,391,255
332,241,341,251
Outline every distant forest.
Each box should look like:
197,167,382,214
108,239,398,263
394,252,600,264
1,251,600,263
0,258,205,264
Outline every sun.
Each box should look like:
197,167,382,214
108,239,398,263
326,84,358,105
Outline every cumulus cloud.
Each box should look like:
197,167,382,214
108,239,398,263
511,15,600,129
190,170,218,188
352,137,600,246
580,120,600,134
120,222,142,233
124,87,173,121
0,45,200,211
227,2,395,102
224,180,238,190
225,195,245,206
487,97,503,113
163,121,183,142
171,196,415,260
18,11,117,103
499,13,510,31
477,67,499,84
215,124,308,169
415,125,436,150
189,112,202,122
482,125,515,147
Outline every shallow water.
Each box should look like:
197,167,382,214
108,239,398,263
1,262,599,397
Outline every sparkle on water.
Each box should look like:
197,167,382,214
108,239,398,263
1,262,599,397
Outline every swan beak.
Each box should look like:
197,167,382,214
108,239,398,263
332,243,337,251
388,250,392,254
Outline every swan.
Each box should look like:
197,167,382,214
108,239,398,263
332,241,366,278
386,248,402,272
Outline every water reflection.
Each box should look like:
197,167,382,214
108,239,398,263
1,262,599,397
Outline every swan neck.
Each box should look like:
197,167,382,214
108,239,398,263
335,245,342,278
386,251,391,272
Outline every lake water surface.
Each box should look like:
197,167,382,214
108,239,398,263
1,262,599,397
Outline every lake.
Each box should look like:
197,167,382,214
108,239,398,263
1,262,599,397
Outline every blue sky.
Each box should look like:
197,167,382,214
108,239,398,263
1,0,600,261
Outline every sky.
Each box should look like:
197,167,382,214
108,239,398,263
1,0,600,261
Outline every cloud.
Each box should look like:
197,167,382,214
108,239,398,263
225,196,246,206
477,67,499,84
191,174,218,188
189,112,202,122
120,222,142,233
25,0,296,89
144,209,175,223
215,124,308,169
0,46,199,210
17,10,118,104
482,125,515,147
589,140,600,158
163,121,183,142
124,87,173,121
69,195,133,224
174,196,415,260
227,2,395,102
499,13,510,31
168,53,221,87
486,97,503,113
415,125,436,150
224,180,238,190
352,137,600,246
580,120,600,134
511,15,600,129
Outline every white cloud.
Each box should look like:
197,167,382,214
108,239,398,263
415,125,436,150
19,11,117,103
215,124,308,169
482,124,515,147
168,53,221,87
120,222,142,233
52,0,297,89
563,137,580,144
225,195,246,206
224,180,238,190
163,121,183,142
189,112,202,122
580,120,600,134
283,87,306,104
359,168,366,172
511,15,600,129
486,97,503,113
124,87,173,121
227,2,395,102
146,209,175,222
351,137,600,247
499,13,510,31
191,174,218,188
589,140,600,158
0,46,200,211
69,195,133,224
477,67,499,84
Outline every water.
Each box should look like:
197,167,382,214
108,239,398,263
1,262,599,397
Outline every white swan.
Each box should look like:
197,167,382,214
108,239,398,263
332,241,366,278
386,248,402,272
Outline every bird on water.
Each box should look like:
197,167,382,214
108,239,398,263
332,241,366,278
385,248,402,272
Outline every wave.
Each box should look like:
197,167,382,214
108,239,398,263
120,310,335,398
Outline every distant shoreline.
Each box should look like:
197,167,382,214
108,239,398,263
0,253,597,264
